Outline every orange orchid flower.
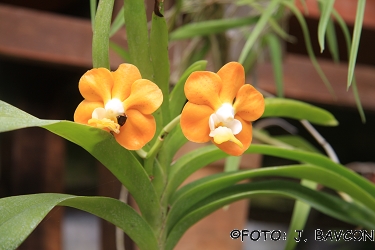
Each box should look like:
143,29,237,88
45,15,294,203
74,63,163,150
180,62,265,156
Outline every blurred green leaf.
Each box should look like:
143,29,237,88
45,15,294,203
90,0,97,30
273,134,321,153
92,0,114,69
284,179,316,250
109,5,124,37
317,0,335,52
347,0,366,88
284,2,335,96
109,41,130,62
262,98,338,126
332,10,366,122
264,34,284,97
326,18,340,63
169,16,259,41
239,0,280,64
0,194,158,250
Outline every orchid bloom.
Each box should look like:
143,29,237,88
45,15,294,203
74,63,163,150
180,62,265,156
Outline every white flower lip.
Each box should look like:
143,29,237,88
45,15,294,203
208,103,243,147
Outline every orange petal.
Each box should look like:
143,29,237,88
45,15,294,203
122,79,163,114
214,116,252,156
79,68,113,103
114,109,156,150
74,100,104,125
217,62,245,103
184,71,222,110
233,84,265,121
180,102,213,143
111,63,142,101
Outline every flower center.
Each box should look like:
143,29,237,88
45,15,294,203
88,98,125,134
209,103,243,147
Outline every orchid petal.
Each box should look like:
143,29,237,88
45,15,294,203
181,102,213,143
79,68,113,103
214,115,252,156
123,79,163,115
233,84,265,121
74,100,103,125
115,109,156,150
111,63,142,101
184,71,222,110
217,62,245,103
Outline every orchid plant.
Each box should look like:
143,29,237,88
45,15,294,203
0,0,374,250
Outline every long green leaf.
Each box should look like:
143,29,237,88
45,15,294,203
165,180,375,250
238,0,280,64
326,18,340,63
150,12,171,127
169,16,259,41
90,0,97,30
169,60,207,119
264,34,284,97
0,101,161,229
284,179,316,250
0,194,158,250
317,0,335,52
168,164,375,234
283,1,335,96
109,41,131,62
109,5,124,37
347,0,366,88
262,98,338,126
92,0,114,69
123,0,153,80
332,10,365,122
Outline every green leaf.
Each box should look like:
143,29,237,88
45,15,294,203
169,60,207,119
238,0,280,64
264,34,284,97
283,1,335,96
90,0,97,30
0,101,161,229
0,194,158,250
326,18,340,63
284,179,316,250
92,0,114,69
0,100,58,132
150,12,171,127
272,134,321,153
123,0,153,80
109,5,124,37
224,156,241,172
332,10,366,122
317,0,335,52
347,0,366,88
246,145,375,196
262,98,338,126
168,163,375,233
166,144,375,232
169,16,259,41
109,41,131,62
165,180,375,250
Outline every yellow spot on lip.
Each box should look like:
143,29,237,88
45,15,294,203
210,126,243,148
88,118,120,134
